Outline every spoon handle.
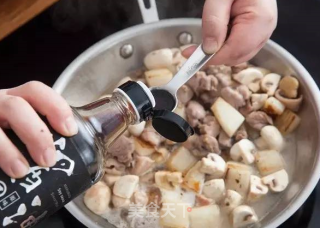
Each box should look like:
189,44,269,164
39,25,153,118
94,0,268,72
164,44,215,94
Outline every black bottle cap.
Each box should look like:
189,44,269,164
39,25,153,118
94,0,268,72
118,81,154,122
152,110,194,142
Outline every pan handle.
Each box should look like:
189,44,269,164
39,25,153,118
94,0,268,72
137,0,159,23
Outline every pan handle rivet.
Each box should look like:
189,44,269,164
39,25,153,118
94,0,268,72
178,32,193,45
120,44,134,59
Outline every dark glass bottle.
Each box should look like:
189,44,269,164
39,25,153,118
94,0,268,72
0,81,154,228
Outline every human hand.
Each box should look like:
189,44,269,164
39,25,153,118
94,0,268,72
183,0,278,65
0,81,78,178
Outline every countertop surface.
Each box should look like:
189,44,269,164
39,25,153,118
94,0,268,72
0,0,320,227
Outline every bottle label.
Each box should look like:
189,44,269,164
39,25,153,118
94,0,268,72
0,132,92,228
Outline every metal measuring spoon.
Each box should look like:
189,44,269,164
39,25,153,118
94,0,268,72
151,44,215,111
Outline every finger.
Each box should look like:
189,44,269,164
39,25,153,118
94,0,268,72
0,128,30,178
7,81,78,136
202,0,234,54
206,0,278,65
0,95,56,167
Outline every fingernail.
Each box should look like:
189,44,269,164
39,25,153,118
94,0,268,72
11,160,29,177
203,38,218,54
65,116,78,136
43,147,56,167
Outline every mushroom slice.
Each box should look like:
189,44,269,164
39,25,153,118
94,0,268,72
144,48,173,70
183,162,206,194
232,68,263,85
211,97,245,137
232,205,258,228
133,137,156,156
113,175,139,199
128,121,146,137
248,81,261,93
275,89,303,112
145,68,173,87
203,179,226,203
264,97,285,115
275,109,301,135
255,150,285,176
155,171,183,191
279,75,299,98
221,190,243,214
251,94,268,110
251,66,271,76
247,175,269,202
189,205,221,228
260,125,284,151
199,153,227,178
112,195,131,208
230,139,257,164
260,73,281,96
262,169,289,192
84,182,111,215
167,146,198,174
225,162,252,197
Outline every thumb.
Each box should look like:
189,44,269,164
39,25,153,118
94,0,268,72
202,0,233,54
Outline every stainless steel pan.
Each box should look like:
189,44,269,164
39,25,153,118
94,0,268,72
53,1,320,227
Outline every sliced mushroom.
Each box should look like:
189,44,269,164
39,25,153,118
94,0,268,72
203,179,226,203
133,137,156,156
113,175,139,199
230,139,257,164
199,153,227,178
260,125,284,151
84,182,111,215
262,169,289,192
183,161,206,194
167,146,198,174
155,171,183,191
145,68,173,87
104,158,126,175
232,68,263,85
211,97,245,137
246,111,273,131
128,121,146,137
275,89,303,112
247,175,269,202
112,195,131,208
275,109,301,135
250,66,271,76
177,85,194,104
279,75,299,98
260,73,281,96
133,191,149,206
264,97,285,115
248,81,261,93
225,162,252,197
221,190,243,214
103,174,121,187
251,93,268,110
129,154,155,176
232,205,258,228
171,48,186,65
255,150,285,176
189,205,221,228
144,48,173,70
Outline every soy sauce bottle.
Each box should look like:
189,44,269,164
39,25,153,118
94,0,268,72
0,81,155,228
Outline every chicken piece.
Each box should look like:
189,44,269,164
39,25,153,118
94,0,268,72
199,74,219,92
215,72,234,87
140,126,164,147
219,130,233,149
184,134,220,157
133,191,149,206
195,194,214,206
239,101,254,117
147,187,162,207
200,91,219,107
186,101,206,127
199,115,221,138
235,124,248,142
246,111,273,130
221,87,246,109
104,158,126,175
231,62,249,74
108,135,134,164
129,154,155,176
187,71,206,95
207,65,232,76
237,85,252,100
177,85,194,104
